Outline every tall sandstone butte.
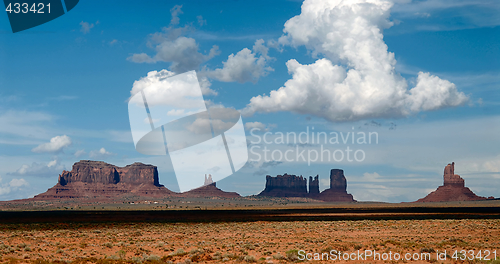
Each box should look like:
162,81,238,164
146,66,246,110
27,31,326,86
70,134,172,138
35,160,174,199
309,175,320,197
318,169,355,202
415,162,488,202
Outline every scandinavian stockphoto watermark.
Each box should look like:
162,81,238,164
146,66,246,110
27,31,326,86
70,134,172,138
128,70,248,192
248,127,378,165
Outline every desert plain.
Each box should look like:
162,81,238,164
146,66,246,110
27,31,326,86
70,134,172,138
1,201,500,264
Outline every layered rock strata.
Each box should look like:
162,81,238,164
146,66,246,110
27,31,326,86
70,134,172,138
34,160,242,200
35,161,173,199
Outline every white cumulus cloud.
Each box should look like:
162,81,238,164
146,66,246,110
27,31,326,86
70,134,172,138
205,39,274,83
243,0,468,121
32,135,72,153
128,36,220,73
130,69,215,107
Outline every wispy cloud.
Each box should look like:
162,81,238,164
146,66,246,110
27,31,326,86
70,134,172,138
0,110,55,144
391,0,500,31
80,21,99,34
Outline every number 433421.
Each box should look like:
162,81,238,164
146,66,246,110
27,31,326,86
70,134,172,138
452,250,497,261
5,3,50,14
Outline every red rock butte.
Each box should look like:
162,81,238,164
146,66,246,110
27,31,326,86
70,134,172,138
415,162,489,202
33,160,239,200
318,169,355,202
258,174,308,197
258,169,355,202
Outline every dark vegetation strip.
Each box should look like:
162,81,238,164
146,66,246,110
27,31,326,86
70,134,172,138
0,207,499,223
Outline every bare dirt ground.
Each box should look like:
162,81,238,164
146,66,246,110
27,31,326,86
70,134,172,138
0,219,499,264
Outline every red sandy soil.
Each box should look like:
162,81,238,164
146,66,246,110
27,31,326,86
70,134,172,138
0,219,499,264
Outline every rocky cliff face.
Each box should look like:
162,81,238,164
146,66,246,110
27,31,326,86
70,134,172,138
258,174,308,197
416,162,487,202
258,170,355,202
330,169,347,191
309,175,319,196
318,169,355,202
442,162,465,187
35,160,174,199
58,160,160,186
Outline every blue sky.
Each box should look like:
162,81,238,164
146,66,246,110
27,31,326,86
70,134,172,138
0,0,499,202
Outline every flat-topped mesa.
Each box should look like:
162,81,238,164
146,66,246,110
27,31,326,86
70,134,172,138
258,174,308,197
34,160,176,200
119,162,160,186
58,160,160,187
443,162,464,187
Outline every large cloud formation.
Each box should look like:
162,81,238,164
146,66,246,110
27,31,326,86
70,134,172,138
243,0,468,121
127,5,220,73
128,5,273,84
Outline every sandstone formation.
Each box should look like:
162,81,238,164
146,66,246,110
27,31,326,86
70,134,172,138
258,174,308,197
309,175,319,196
443,162,464,187
58,161,160,186
34,160,175,199
204,174,214,186
258,170,355,202
329,169,347,191
416,162,488,202
34,160,243,200
318,169,355,202
182,183,240,198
